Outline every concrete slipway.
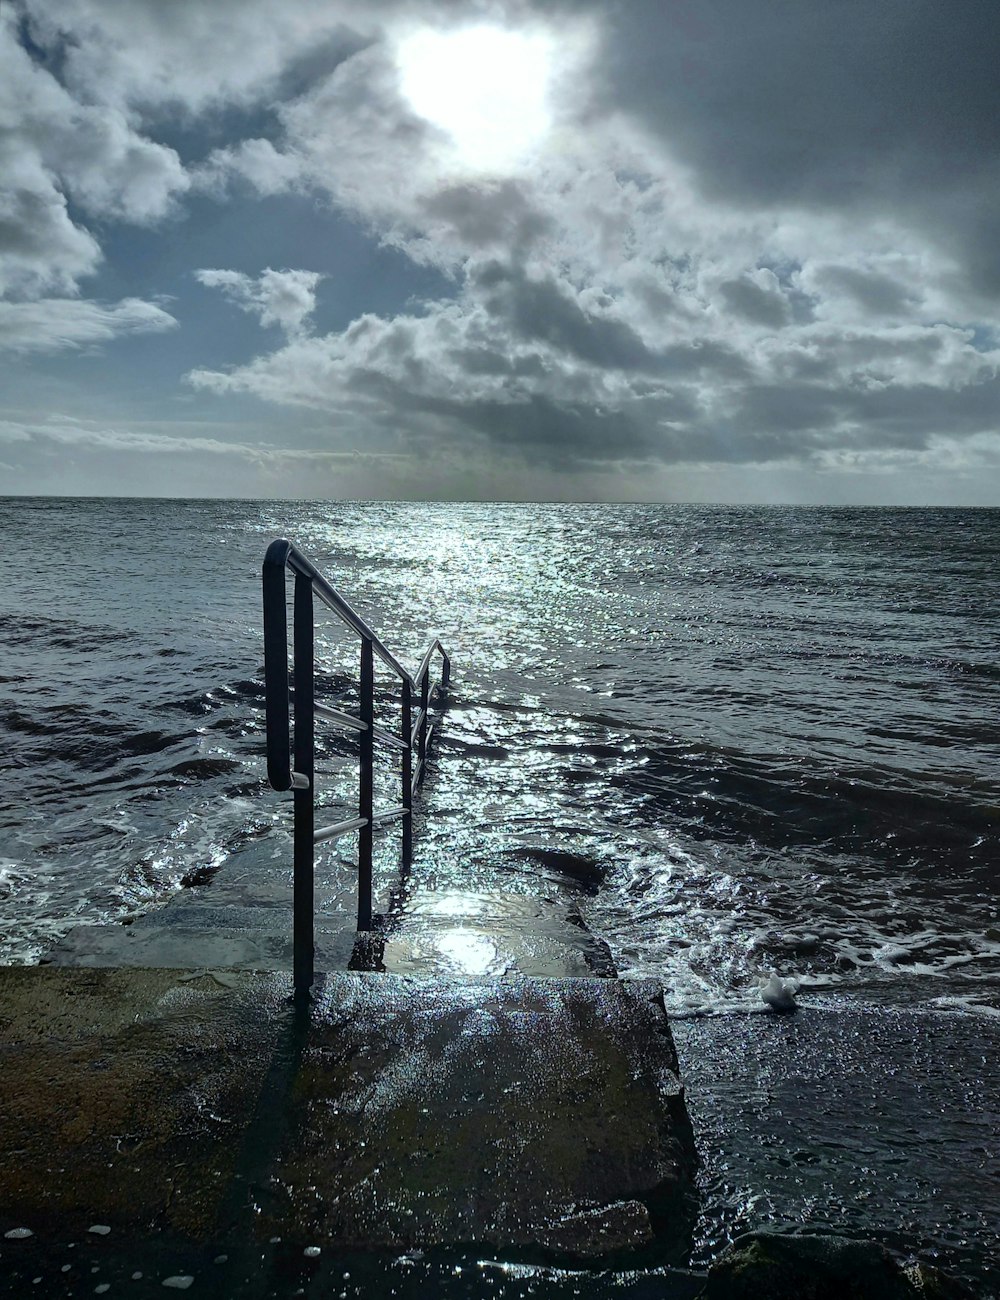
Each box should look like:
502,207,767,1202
0,848,702,1298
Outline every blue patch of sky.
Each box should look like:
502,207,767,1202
16,10,72,86
141,102,285,169
12,190,453,422
967,325,996,352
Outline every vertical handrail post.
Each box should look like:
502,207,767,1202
401,677,413,865
418,668,429,784
292,572,315,998
357,637,375,930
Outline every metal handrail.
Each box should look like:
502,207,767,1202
262,538,451,998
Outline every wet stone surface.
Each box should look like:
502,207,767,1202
266,974,695,1261
0,967,696,1274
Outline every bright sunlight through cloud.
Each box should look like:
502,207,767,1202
397,25,553,173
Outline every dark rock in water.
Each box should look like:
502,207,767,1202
507,848,606,892
704,1231,974,1300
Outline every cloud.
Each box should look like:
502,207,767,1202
1,3,189,351
809,265,918,319
0,297,177,352
19,0,375,116
195,267,322,337
180,0,1000,489
598,0,1000,294
718,272,793,330
0,411,431,500
193,138,306,198
6,0,1000,499
187,269,999,471
0,179,102,299
1,7,189,235
0,415,256,455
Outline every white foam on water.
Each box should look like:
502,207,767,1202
589,828,1000,1016
930,994,1000,1018
0,859,28,891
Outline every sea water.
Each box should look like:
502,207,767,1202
1,497,998,1291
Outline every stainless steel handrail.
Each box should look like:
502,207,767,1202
262,538,451,999
271,538,412,680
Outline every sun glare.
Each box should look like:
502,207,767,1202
397,25,553,173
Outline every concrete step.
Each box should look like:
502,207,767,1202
46,849,617,978
47,898,615,980
0,966,696,1273
44,922,360,973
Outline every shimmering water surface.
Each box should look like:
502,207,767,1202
1,498,998,1291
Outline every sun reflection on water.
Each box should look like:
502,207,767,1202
434,929,501,976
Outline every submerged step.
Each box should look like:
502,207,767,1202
45,923,359,972
382,914,616,978
46,872,617,979
381,890,617,979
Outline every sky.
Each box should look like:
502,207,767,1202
2,0,1000,504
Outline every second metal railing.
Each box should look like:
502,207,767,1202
262,539,450,996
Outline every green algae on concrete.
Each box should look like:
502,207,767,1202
0,967,695,1265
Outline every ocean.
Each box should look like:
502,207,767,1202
1,497,998,1292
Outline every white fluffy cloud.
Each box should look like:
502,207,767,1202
18,0,375,115
0,4,189,348
194,268,322,338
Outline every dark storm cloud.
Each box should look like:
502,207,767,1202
733,383,842,436
422,180,553,253
845,374,1000,441
814,265,918,318
473,263,752,379
719,275,791,329
732,372,1000,448
482,264,664,371
340,361,700,464
657,340,751,381
600,0,1000,291
460,393,666,462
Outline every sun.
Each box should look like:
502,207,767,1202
396,25,553,173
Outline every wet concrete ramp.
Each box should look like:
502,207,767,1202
0,966,696,1289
